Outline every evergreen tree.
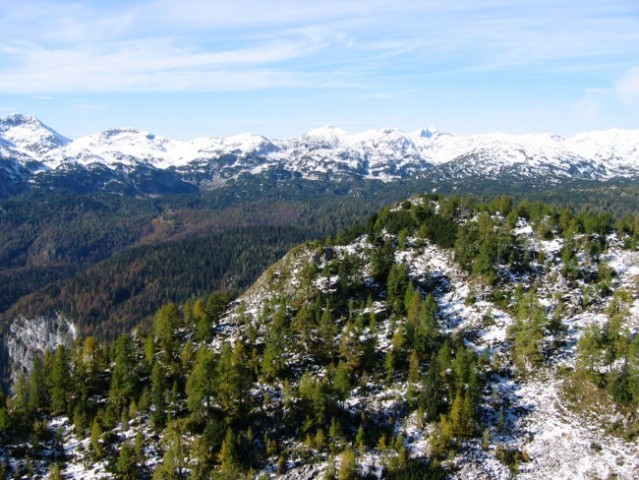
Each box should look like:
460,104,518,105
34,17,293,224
154,303,182,361
116,441,139,480
416,294,439,354
215,342,252,419
150,362,168,431
192,297,212,342
454,223,479,272
577,324,603,375
90,419,103,459
370,238,394,283
205,291,228,326
218,428,240,476
48,345,70,415
387,263,409,315
419,354,446,421
49,464,64,480
333,361,351,404
339,321,363,373
154,420,187,480
317,305,338,363
338,448,358,480
186,348,216,420
29,355,48,412
107,334,139,421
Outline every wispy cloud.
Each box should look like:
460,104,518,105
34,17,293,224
1,1,638,95
574,66,639,129
71,102,106,111
2,1,639,137
0,32,334,93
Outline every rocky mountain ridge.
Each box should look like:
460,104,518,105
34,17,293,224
1,114,639,197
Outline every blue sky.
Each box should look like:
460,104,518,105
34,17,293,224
0,0,638,139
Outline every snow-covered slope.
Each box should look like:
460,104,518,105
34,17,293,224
4,195,639,479
0,113,70,157
1,113,639,196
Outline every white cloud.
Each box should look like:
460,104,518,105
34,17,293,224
71,103,106,111
0,32,335,93
1,0,639,96
574,68,639,130
616,67,639,105
575,88,611,125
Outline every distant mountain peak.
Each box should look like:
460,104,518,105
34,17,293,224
412,128,437,139
1,112,41,125
1,113,639,198
0,113,70,156
303,125,350,138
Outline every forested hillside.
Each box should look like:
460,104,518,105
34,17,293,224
1,193,639,479
0,177,414,339
4,175,639,341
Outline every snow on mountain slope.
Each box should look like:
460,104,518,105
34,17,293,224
0,113,70,158
1,113,639,189
6,196,639,479
280,126,432,179
187,133,277,160
43,128,183,169
230,208,639,479
567,129,639,173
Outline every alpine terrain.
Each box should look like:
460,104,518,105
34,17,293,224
1,114,639,197
1,194,638,479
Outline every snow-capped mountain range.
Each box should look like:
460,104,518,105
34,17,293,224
1,113,638,196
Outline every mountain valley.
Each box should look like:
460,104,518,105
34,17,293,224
1,194,639,479
1,114,639,479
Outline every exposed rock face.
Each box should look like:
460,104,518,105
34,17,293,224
3,313,77,385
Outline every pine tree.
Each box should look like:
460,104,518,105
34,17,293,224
193,297,212,342
107,334,139,421
370,238,394,283
153,303,182,361
338,448,358,480
0,406,9,440
387,263,409,315
419,353,446,421
48,345,70,415
339,321,363,373
205,291,228,326
215,341,252,419
355,425,366,453
150,362,168,431
317,305,338,363
154,420,186,480
186,348,216,420
28,355,47,412
90,419,103,459
416,294,439,354
218,428,240,476
408,349,420,385
260,339,282,381
328,417,343,451
577,324,603,375
49,464,64,480
333,361,351,404
116,441,139,480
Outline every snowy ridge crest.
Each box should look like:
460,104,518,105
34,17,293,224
1,114,639,189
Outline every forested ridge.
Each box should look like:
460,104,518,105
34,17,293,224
4,174,639,339
1,193,639,479
0,177,412,339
